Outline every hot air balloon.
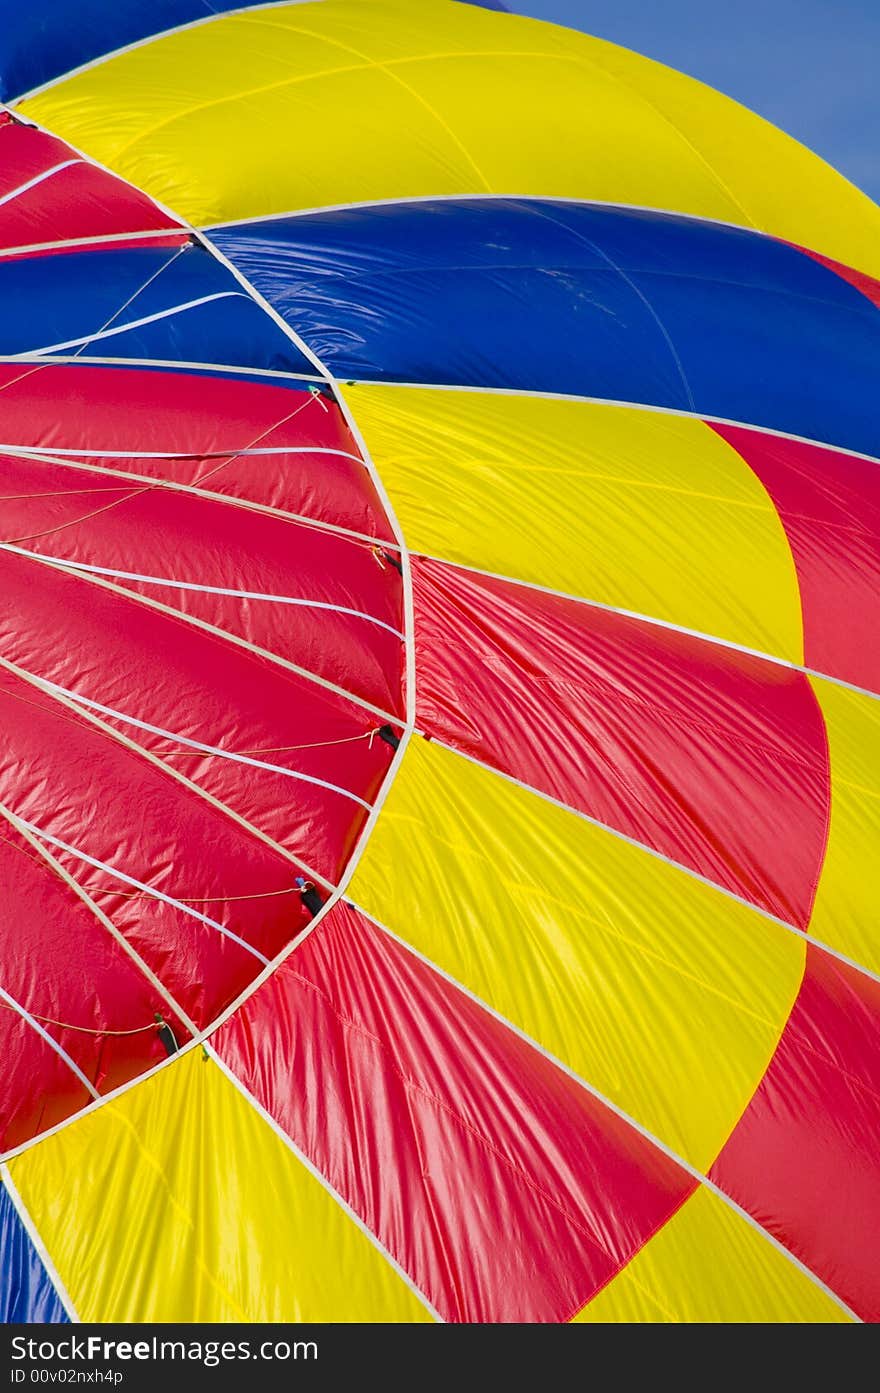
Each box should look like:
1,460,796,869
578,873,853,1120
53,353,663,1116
1,0,878,1326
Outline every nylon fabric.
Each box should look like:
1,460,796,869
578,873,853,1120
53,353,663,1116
348,384,805,664
20,1,880,281
0,1180,68,1322
0,628,316,1031
808,679,880,976
0,530,395,882
0,818,174,1151
574,1186,850,1323
411,557,830,926
711,946,880,1323
0,361,395,542
0,450,404,719
212,199,880,459
0,243,314,377
0,0,296,101
8,1049,432,1322
713,423,880,696
349,735,806,1171
216,899,696,1323
3,0,878,1326
0,114,180,256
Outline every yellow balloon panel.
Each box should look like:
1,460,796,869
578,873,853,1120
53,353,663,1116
574,1186,850,1323
808,678,880,976
348,384,804,664
19,0,880,279
349,736,805,1172
9,1051,431,1323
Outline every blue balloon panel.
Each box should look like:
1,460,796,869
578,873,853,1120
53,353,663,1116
0,242,314,377
214,197,880,458
0,1181,68,1323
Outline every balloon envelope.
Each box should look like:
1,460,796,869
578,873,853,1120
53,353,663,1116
1,0,879,1325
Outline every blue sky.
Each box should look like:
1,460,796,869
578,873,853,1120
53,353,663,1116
494,1,880,201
